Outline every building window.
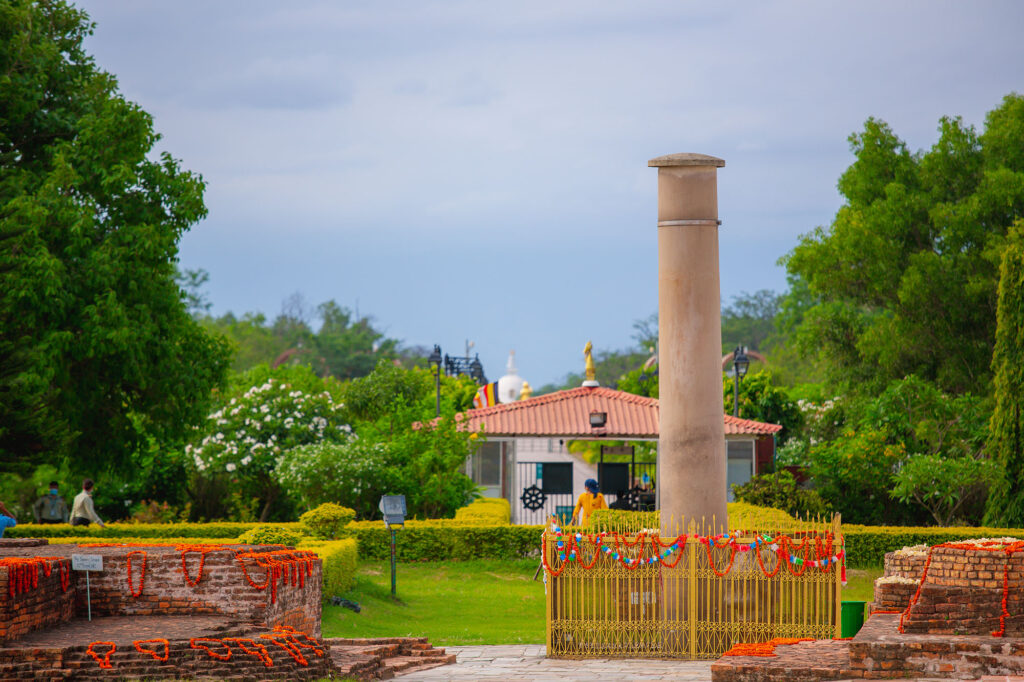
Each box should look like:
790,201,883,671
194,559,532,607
726,440,754,501
472,442,503,487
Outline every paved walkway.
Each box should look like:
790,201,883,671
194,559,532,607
398,645,714,681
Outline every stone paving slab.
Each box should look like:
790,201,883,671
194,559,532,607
397,645,714,680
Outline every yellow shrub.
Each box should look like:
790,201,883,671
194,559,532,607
454,498,511,525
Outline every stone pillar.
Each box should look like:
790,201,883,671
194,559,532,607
649,153,727,535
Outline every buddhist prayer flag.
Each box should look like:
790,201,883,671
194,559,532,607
473,382,499,408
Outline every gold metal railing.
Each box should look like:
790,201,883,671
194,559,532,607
544,514,842,659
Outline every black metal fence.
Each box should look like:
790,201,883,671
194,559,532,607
514,460,657,525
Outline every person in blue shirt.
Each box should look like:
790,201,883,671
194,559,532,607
0,500,16,538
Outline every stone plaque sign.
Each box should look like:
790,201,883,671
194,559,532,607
71,554,103,572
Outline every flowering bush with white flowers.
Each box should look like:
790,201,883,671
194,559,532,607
187,375,352,519
188,377,350,474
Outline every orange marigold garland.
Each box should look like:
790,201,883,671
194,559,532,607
756,543,783,578
898,546,935,634
190,637,232,661
704,540,737,577
994,556,1012,637
721,637,813,657
541,535,568,577
126,550,147,598
233,550,319,603
653,535,687,568
133,639,169,662
0,558,38,597
272,625,326,657
180,546,220,587
224,637,274,668
260,633,309,666
87,641,116,669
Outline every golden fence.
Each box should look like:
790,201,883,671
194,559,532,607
543,514,842,659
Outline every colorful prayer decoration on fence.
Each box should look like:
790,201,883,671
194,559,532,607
541,517,846,580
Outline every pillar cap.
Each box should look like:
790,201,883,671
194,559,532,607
648,153,725,168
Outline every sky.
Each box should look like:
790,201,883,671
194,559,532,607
77,1,1024,387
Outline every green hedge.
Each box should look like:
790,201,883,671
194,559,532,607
350,522,544,561
301,539,358,595
6,522,307,539
842,525,1024,568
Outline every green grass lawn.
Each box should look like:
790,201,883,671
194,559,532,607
321,560,884,646
842,567,883,603
321,559,546,645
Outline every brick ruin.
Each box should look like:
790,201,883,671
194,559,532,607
0,539,453,680
712,538,1024,681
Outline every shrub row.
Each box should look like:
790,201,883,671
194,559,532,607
299,538,358,594
842,525,1023,568
453,498,511,525
350,523,544,561
5,522,307,539
40,536,358,594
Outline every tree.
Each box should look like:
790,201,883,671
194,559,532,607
0,1,232,472
176,267,212,318
722,371,803,445
792,376,993,525
313,301,398,379
984,219,1024,526
721,290,781,352
891,454,998,526
784,95,1024,396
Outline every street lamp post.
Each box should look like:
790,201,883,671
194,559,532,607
731,345,750,418
428,345,442,418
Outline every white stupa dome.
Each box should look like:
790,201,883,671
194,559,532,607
497,351,526,404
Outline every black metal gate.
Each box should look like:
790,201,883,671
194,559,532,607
515,461,575,525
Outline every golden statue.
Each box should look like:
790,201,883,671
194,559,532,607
520,381,533,400
584,341,597,384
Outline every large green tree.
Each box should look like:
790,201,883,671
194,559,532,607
0,1,231,471
984,219,1024,526
784,94,1024,396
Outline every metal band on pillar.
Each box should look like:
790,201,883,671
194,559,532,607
657,219,722,227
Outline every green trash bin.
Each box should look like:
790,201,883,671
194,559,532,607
841,600,866,638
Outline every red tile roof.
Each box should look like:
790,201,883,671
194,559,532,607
454,386,782,438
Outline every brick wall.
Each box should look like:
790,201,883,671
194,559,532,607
899,545,1024,636
882,546,928,580
0,558,76,642
1,543,324,642
0,626,338,680
63,545,323,636
872,577,917,612
849,613,1024,679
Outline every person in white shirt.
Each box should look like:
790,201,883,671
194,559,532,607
70,479,106,528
